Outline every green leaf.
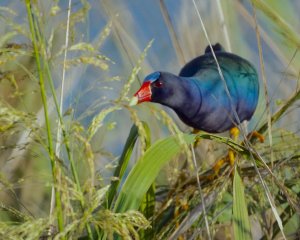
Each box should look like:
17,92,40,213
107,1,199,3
233,169,252,240
114,134,195,213
139,183,156,239
140,183,156,219
107,122,151,208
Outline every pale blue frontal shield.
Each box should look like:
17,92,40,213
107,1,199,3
144,71,161,83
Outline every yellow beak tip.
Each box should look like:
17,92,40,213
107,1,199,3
129,96,138,106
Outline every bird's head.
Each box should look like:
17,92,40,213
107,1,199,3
129,71,179,107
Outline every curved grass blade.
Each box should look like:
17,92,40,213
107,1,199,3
233,168,252,240
114,134,195,213
107,122,151,209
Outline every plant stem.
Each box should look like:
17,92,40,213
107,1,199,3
257,88,300,135
25,0,65,234
33,12,82,198
31,5,94,239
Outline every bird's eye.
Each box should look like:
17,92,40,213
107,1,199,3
153,81,163,88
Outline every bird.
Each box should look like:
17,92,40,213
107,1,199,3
130,43,259,135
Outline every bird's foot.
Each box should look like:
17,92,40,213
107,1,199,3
212,156,227,176
246,131,265,143
208,128,239,179
210,151,235,178
197,128,264,181
199,154,234,181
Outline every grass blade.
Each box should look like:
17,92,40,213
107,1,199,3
251,0,300,49
25,1,64,234
114,134,195,213
107,122,150,208
233,168,252,240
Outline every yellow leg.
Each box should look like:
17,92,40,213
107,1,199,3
195,127,240,180
210,127,239,178
228,150,235,167
228,127,240,168
202,128,264,180
230,127,240,141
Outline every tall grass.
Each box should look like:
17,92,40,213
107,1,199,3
0,0,299,239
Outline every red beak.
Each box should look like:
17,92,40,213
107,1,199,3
130,81,152,106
